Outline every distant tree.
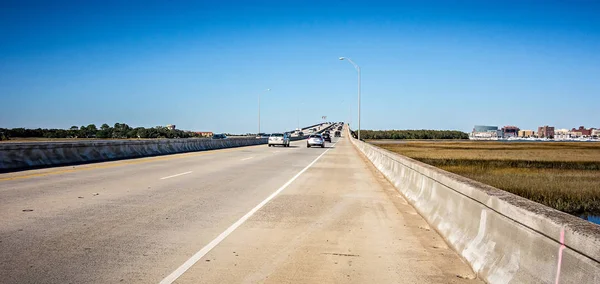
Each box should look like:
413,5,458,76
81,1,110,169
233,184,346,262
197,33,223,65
2,123,203,140
136,128,148,138
86,124,97,131
359,129,468,140
96,123,112,138
78,125,87,138
0,130,10,141
86,124,98,138
112,123,131,138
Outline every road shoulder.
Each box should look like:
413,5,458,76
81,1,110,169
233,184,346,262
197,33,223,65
173,136,481,283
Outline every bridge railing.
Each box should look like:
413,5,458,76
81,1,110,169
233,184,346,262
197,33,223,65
348,126,600,284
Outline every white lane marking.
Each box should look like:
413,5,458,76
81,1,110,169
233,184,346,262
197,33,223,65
273,150,280,153
159,142,336,284
159,171,192,180
241,157,254,161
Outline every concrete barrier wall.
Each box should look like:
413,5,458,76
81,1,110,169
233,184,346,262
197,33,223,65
0,135,312,171
0,138,274,171
350,136,600,284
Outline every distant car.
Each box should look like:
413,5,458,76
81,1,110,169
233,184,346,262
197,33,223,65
307,134,324,148
298,131,304,137
322,133,332,142
324,130,330,135
212,134,227,139
335,131,341,137
268,133,290,147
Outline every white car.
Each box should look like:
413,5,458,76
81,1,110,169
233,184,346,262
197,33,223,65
268,133,290,147
307,134,324,148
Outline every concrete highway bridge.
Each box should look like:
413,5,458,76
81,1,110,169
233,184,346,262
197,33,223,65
1,123,598,283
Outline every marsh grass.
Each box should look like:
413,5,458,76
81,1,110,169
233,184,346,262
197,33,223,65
378,141,600,215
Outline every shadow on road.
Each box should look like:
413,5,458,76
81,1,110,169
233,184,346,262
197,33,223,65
305,145,336,149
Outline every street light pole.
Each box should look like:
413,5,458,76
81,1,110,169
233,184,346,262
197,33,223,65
339,57,361,140
259,89,271,135
357,66,361,140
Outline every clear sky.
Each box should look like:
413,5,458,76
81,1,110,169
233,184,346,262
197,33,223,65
1,0,599,133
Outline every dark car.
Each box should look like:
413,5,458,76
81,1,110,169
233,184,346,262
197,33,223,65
322,133,332,142
212,134,227,139
334,131,341,137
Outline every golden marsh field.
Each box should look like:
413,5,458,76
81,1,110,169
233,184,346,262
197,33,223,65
375,141,600,216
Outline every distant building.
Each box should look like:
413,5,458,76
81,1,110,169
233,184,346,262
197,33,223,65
592,129,600,137
470,125,502,140
554,128,579,140
166,124,176,130
570,131,583,138
554,129,570,140
537,125,555,138
571,126,595,137
501,126,520,138
518,130,535,138
473,125,498,132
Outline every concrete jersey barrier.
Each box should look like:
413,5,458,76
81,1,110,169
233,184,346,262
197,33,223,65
0,138,271,171
0,133,315,172
349,133,600,284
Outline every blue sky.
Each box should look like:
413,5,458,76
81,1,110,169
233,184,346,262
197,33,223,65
1,0,599,133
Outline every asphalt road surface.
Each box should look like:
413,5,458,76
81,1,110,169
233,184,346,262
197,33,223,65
0,132,481,283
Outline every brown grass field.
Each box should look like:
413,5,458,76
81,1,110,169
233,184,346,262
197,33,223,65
374,141,600,216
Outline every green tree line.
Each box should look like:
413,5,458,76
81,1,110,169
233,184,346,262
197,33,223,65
359,129,469,140
0,123,203,140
